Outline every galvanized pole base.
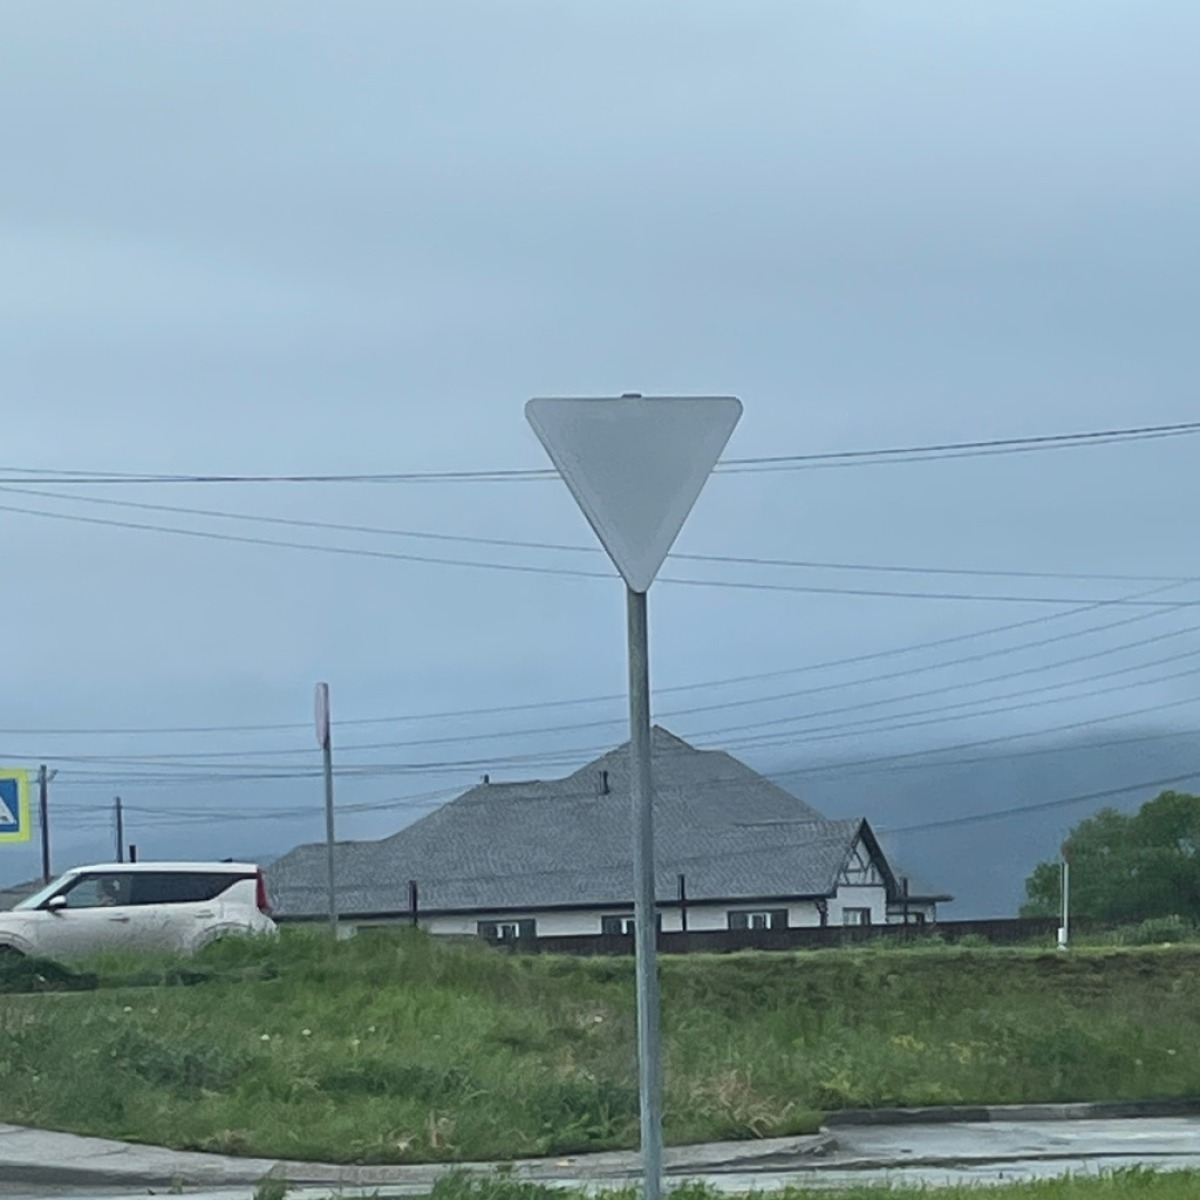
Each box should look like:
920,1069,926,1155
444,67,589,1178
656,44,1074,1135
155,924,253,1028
323,741,338,938
627,587,663,1200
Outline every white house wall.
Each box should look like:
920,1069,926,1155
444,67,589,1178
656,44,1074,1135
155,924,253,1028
347,886,903,938
412,902,836,937
888,900,939,923
829,884,889,926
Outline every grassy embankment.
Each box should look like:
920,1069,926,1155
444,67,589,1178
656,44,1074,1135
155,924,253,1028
426,1173,1200,1200
1,929,1198,1164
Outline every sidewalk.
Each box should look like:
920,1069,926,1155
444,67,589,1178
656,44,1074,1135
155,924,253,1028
2,1102,1199,1194
0,1124,834,1192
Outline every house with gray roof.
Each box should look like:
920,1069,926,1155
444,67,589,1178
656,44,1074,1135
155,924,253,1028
0,878,41,912
268,728,950,939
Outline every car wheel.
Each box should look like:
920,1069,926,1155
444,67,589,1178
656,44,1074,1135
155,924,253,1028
0,944,24,960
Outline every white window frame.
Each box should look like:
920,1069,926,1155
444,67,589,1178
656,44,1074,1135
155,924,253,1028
728,909,787,931
602,914,637,936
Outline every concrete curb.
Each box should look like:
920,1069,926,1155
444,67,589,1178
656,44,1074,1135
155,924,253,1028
824,1097,1200,1127
3,1104,1199,1190
0,1126,835,1190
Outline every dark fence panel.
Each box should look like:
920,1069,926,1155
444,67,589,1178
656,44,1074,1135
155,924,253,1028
485,916,1101,955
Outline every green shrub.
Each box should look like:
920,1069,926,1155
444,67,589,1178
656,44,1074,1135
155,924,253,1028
954,933,991,949
1123,916,1198,946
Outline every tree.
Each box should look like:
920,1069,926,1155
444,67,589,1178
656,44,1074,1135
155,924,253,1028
1021,791,1200,923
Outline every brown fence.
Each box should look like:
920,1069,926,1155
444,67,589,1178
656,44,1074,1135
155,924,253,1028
487,917,1097,955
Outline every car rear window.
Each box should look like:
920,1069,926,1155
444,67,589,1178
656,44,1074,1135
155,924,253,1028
127,872,250,905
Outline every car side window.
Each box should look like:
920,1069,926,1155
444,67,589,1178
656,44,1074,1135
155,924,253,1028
127,872,244,906
57,874,133,909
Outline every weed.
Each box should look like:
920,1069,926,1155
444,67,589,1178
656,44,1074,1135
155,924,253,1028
252,1175,289,1200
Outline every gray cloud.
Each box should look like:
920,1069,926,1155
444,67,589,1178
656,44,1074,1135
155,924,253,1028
2,2,1198,905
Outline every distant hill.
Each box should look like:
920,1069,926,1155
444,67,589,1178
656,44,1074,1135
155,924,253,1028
767,728,1200,918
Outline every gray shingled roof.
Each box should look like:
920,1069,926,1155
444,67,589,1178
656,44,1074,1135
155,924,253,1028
269,728,898,918
0,878,40,911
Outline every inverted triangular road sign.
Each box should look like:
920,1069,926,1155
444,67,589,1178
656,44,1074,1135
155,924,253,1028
526,395,742,592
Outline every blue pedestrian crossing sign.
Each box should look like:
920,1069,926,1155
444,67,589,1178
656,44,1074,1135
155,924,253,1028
0,769,30,844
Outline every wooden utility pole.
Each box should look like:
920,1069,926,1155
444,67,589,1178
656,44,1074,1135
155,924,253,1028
315,682,337,937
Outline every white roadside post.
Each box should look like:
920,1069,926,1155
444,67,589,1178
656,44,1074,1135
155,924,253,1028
315,681,338,937
525,394,742,1200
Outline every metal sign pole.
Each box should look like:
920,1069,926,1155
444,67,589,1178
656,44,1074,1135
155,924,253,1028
323,734,337,937
524,394,742,1200
627,587,662,1200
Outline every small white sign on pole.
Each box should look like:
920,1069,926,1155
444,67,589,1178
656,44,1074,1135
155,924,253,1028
315,682,331,750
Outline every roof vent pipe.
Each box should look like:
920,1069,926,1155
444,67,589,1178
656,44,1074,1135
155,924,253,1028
600,769,610,795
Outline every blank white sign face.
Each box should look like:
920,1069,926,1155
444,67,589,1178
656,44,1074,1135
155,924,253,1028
525,395,742,592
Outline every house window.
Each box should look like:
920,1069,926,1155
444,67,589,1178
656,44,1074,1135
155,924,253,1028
601,915,636,936
601,913,662,935
478,919,535,941
728,909,787,931
842,908,872,927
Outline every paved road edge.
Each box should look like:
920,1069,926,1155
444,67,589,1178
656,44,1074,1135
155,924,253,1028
824,1097,1200,1127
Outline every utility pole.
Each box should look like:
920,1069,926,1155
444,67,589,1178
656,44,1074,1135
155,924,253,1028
114,797,124,863
315,682,338,937
38,765,50,883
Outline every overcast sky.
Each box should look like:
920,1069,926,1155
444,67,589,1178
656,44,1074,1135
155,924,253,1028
2,2,1198,894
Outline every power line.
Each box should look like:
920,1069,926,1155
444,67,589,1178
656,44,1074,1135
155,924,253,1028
717,423,1200,472
26,655,1200,785
775,702,1200,781
683,634,1200,747
1,419,1196,485
889,770,1200,835
57,765,1200,848
1,496,1196,607
4,579,1193,741
708,660,1200,753
0,484,1184,586
49,698,1200,789
788,725,1200,782
20,607,1200,764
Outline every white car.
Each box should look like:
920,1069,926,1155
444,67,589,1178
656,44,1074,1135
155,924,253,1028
0,861,277,960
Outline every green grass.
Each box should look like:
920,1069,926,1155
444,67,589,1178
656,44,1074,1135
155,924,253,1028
1,930,1199,1165
422,1172,1200,1200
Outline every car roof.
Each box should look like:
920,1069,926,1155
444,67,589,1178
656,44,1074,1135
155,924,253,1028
67,862,260,874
